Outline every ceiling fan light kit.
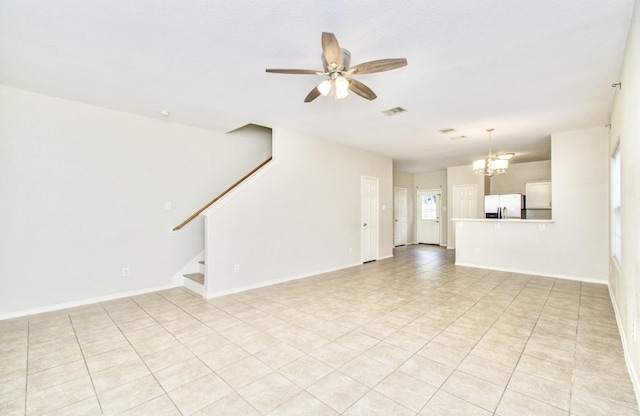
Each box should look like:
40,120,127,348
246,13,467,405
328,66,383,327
334,76,349,99
317,79,332,96
266,32,407,102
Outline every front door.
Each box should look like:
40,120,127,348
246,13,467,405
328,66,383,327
394,187,407,246
417,189,441,245
362,176,379,263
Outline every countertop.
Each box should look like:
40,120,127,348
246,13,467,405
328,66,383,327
451,218,554,223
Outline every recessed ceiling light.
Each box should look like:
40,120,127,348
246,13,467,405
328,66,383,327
159,110,170,117
439,128,456,134
449,136,467,141
382,107,407,116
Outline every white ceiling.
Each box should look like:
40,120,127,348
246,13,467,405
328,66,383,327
0,1,634,172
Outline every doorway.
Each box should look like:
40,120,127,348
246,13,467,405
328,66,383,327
361,176,379,263
417,189,441,245
394,187,408,246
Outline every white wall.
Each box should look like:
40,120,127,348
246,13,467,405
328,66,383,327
204,128,393,295
488,160,551,195
0,86,271,316
393,170,415,244
414,170,448,246
609,0,640,400
552,127,609,277
455,126,609,282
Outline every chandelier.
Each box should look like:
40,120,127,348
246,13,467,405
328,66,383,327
473,128,511,177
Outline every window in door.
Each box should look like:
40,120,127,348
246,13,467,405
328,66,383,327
421,195,437,220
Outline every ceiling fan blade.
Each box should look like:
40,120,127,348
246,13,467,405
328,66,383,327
304,86,321,103
347,58,408,75
347,78,377,100
321,32,342,69
266,69,324,75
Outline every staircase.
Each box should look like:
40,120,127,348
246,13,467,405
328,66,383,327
172,124,273,298
183,260,205,295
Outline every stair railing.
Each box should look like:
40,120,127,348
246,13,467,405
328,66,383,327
172,156,273,232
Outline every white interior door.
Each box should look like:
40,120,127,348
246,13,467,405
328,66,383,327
417,189,441,245
362,177,379,263
451,184,477,248
453,185,477,218
394,187,407,246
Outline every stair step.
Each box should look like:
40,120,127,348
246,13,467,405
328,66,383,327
184,272,204,285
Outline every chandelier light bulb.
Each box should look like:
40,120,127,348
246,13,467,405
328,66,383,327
473,159,486,171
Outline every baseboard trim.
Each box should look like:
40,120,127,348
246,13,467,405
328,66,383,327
0,283,181,321
454,261,608,284
609,285,640,410
205,262,362,299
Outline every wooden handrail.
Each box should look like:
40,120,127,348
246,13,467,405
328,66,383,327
172,156,273,232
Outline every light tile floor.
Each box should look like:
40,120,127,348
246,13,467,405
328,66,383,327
1,245,638,415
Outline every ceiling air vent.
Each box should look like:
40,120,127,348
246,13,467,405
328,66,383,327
439,128,456,134
449,135,467,141
383,107,407,116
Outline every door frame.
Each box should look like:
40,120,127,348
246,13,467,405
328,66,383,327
417,188,442,245
361,176,379,263
451,184,478,249
393,186,408,247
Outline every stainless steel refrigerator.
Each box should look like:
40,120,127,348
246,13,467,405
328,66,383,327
484,194,525,219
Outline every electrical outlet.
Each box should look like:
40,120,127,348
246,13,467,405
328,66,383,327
122,267,130,277
633,322,637,342
233,264,240,273
349,248,353,254
474,247,480,254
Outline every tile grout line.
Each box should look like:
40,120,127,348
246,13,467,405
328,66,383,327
228,261,443,413
114,294,207,415
338,268,513,414
10,246,634,415
568,281,583,415
68,309,105,414
153,290,266,415
490,275,541,415
330,259,484,414
423,272,534,415
23,319,30,416
493,277,574,415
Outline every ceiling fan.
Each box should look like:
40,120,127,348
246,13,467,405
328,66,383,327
266,32,408,102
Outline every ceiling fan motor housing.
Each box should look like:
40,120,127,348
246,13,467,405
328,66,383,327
322,49,351,72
